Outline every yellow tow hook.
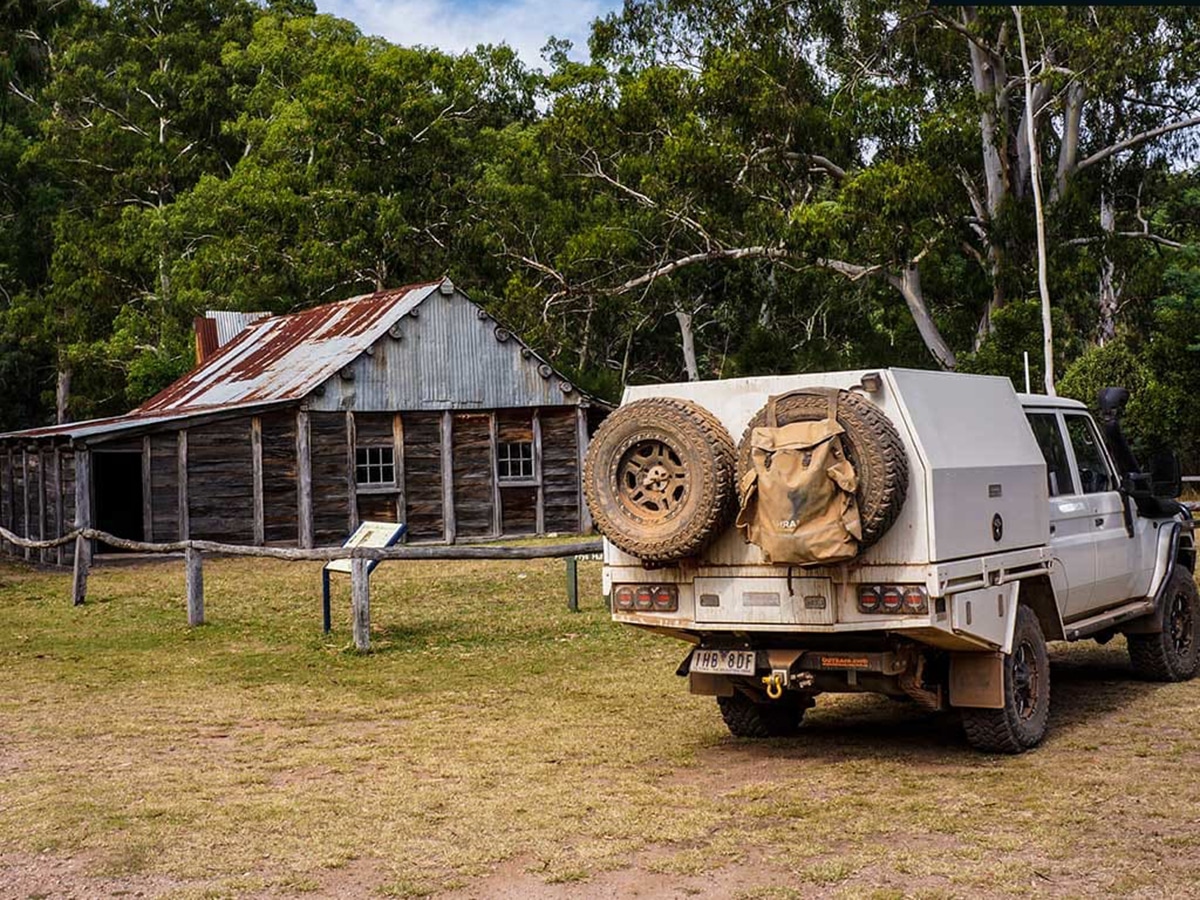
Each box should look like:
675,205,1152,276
762,671,786,700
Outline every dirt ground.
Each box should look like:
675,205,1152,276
3,557,1200,899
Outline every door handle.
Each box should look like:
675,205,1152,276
1095,517,1104,526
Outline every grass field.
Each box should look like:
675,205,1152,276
2,555,1200,898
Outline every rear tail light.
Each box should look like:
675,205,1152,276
653,585,678,611
613,584,678,613
857,584,930,616
858,586,881,612
902,586,928,614
614,586,635,610
880,586,903,613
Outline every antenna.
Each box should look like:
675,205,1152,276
1024,351,1032,394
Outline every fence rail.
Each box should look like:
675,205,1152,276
0,524,602,651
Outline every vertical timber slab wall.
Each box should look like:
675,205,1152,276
295,410,313,548
402,412,443,541
251,417,265,546
540,409,581,533
40,446,55,564
150,433,180,542
187,419,255,543
452,412,495,539
309,411,350,546
1,449,11,553
261,410,298,544
354,413,400,524
497,410,537,536
141,437,154,542
59,449,75,563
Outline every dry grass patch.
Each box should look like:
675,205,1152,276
2,557,1200,897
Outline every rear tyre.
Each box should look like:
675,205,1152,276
962,606,1051,754
1127,567,1200,682
717,692,806,738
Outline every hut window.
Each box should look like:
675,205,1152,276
355,446,395,486
497,441,535,482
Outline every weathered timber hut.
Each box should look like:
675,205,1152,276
0,279,604,560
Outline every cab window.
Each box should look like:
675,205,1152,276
1027,413,1075,497
1064,414,1116,494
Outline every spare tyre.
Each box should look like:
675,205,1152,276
736,389,908,550
584,398,736,562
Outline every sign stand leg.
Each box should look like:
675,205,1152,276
322,569,332,634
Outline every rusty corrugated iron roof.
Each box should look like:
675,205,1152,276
137,281,440,413
0,281,440,442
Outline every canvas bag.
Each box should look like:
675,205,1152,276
735,390,863,565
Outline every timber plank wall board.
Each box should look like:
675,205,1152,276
403,412,443,541
150,433,180,542
496,409,534,444
186,419,255,544
11,456,24,538
61,450,75,532
354,413,394,444
452,413,495,538
42,449,58,551
261,411,299,544
540,409,580,533
309,411,350,546
357,492,399,523
500,486,537,535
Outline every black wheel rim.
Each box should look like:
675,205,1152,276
1012,640,1040,721
1168,589,1195,657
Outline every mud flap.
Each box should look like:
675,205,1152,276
689,673,735,696
949,651,1005,709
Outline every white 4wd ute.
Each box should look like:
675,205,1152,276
583,369,1197,753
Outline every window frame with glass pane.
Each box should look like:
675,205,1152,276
497,440,536,484
1026,412,1077,498
1062,414,1117,495
355,444,397,491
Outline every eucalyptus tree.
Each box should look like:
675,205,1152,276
492,1,1200,381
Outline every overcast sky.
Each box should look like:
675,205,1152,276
317,0,622,66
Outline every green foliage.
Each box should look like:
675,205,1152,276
1,0,1199,460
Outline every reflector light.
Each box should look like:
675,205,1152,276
634,587,654,610
880,586,903,613
614,586,635,611
858,586,881,613
652,585,678,612
902,586,928,614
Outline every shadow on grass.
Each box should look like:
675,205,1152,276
699,641,1165,762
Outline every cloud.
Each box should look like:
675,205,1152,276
317,0,619,67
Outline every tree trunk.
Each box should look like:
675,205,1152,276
1015,7,1055,395
55,363,72,425
1097,191,1119,345
886,264,958,370
962,8,1012,342
675,308,700,381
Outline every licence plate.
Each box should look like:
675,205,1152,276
691,649,757,676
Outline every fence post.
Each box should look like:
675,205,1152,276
71,534,90,606
186,546,204,626
565,556,579,612
71,447,91,606
351,558,370,651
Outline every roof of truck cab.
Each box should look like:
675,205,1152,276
1016,393,1088,410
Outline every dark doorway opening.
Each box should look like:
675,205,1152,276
93,451,143,549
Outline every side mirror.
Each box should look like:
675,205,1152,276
1149,450,1183,499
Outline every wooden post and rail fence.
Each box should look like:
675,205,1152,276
0,524,601,652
